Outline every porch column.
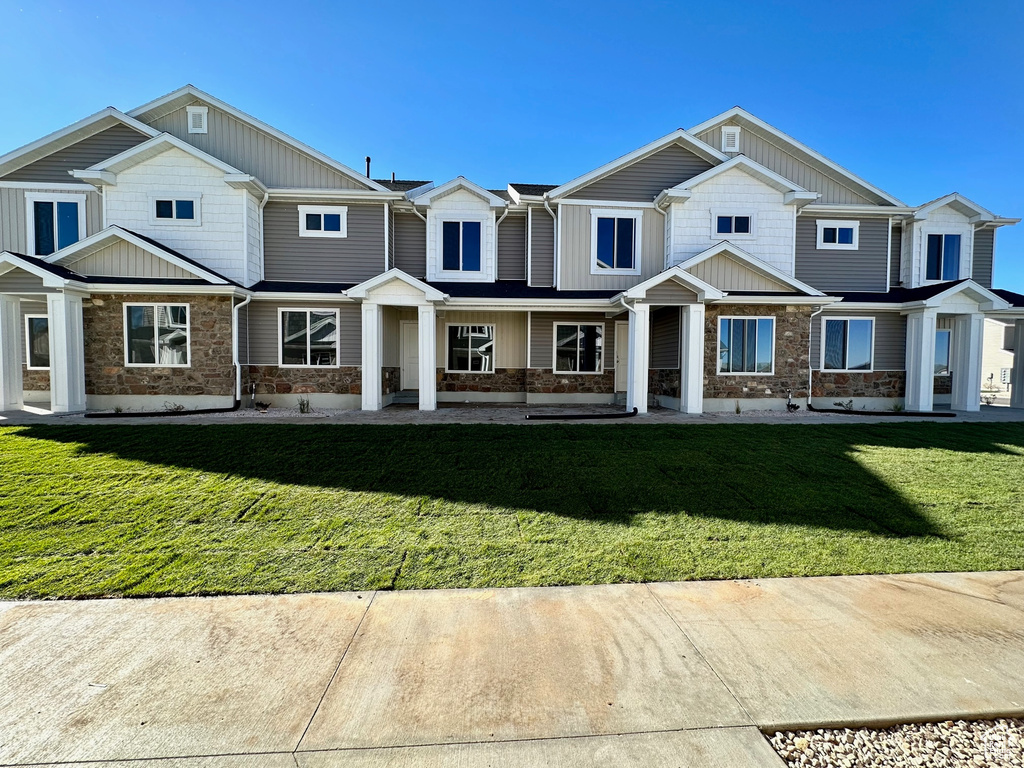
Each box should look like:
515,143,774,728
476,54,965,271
0,294,23,411
904,308,937,412
626,302,650,414
417,303,437,411
951,312,984,411
1010,319,1024,409
361,301,382,411
679,303,705,414
47,291,86,413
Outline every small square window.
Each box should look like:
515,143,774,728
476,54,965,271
298,206,348,238
714,214,754,238
816,220,859,250
151,196,201,225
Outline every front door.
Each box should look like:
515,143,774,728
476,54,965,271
401,321,419,390
614,321,629,392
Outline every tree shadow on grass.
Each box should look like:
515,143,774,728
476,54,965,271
13,421,1024,539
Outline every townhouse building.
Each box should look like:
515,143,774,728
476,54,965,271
1,85,1022,415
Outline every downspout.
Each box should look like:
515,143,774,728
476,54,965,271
233,294,252,404
807,304,824,407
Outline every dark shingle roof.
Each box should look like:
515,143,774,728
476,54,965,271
250,280,354,294
509,183,558,197
373,179,432,192
993,288,1024,307
3,251,86,281
428,281,617,300
829,281,971,304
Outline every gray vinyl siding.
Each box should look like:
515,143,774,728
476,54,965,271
650,307,680,369
567,144,714,202
393,212,426,278
529,312,616,370
246,300,361,366
497,214,527,280
558,205,664,290
387,206,395,270
529,207,555,287
972,228,994,288
795,216,888,292
810,310,906,371
0,268,53,293
695,124,883,205
263,202,385,283
890,224,902,288
0,186,103,254
145,101,372,190
0,125,150,183
236,303,249,365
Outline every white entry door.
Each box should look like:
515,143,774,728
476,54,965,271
614,321,629,392
401,321,419,390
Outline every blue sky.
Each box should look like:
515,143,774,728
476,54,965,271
2,0,1022,288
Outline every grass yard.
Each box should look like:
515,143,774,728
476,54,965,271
0,421,1022,599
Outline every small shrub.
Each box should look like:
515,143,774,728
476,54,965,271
888,400,905,412
735,400,741,414
254,400,270,411
163,402,186,413
833,400,854,411
298,397,312,414
113,406,124,414
982,395,996,406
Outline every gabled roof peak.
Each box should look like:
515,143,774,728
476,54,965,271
408,177,507,208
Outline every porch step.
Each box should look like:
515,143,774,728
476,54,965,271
392,390,419,404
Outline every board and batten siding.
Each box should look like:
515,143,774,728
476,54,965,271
0,268,53,293
497,214,527,280
62,240,195,279
246,300,361,366
0,124,150,184
263,201,385,283
810,310,906,370
567,144,713,202
972,227,994,288
558,205,663,291
0,186,103,255
644,282,698,304
529,207,555,287
393,212,426,278
795,215,889,292
145,101,372,190
686,253,788,292
650,307,680,369
890,224,902,288
529,312,618,370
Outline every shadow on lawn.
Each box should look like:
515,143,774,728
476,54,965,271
16,421,1024,538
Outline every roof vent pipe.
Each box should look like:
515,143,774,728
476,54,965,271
365,156,371,178
392,171,396,183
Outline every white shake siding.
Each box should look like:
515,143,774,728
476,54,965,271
425,188,496,283
245,192,263,285
903,204,974,289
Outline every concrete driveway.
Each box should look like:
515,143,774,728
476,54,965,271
1,572,1023,766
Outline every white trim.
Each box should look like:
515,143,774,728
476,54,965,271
267,188,404,201
655,155,816,207
383,203,390,271
276,307,341,368
886,217,893,289
721,125,741,153
716,315,776,376
526,311,532,368
552,321,605,374
816,219,860,250
0,181,95,190
297,205,348,238
76,132,246,177
675,241,826,297
934,327,952,376
186,105,209,134
444,323,496,374
148,192,202,226
24,313,49,370
913,193,995,222
801,204,917,217
617,264,725,302
589,208,643,276
820,316,875,373
409,177,507,208
526,207,533,287
711,210,757,240
556,199,656,209
24,192,87,257
123,302,191,368
346,268,448,302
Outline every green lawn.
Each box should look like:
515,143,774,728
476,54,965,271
1,422,1022,599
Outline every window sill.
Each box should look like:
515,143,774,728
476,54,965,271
816,244,859,251
125,364,192,369
445,369,495,375
590,268,640,277
716,370,776,376
298,232,347,239
25,367,50,371
278,364,342,369
822,369,875,374
553,370,604,375
149,220,202,227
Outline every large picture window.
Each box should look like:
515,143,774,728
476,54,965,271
442,220,482,271
926,234,961,281
935,329,951,375
279,309,339,367
823,318,873,371
26,193,85,256
24,315,49,370
125,304,190,367
554,323,603,373
718,317,774,374
591,210,642,274
447,325,494,372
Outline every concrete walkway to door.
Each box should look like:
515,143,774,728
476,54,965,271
1,571,1023,766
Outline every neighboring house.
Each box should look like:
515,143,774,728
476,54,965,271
981,318,1015,399
1,85,1023,415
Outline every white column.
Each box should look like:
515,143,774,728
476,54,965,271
360,302,382,411
47,291,86,413
0,294,23,411
951,312,984,411
417,303,437,411
904,308,937,412
626,302,650,414
679,303,705,414
1010,319,1024,409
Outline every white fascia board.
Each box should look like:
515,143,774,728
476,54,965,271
618,266,725,302
409,177,507,208
916,280,1011,311
71,169,117,187
784,191,820,206
912,193,995,222
801,204,916,217
443,299,617,311
833,302,905,310
346,268,448,301
126,85,390,193
671,155,811,197
267,187,404,202
654,188,691,208
224,174,268,196
0,252,81,288
688,107,906,206
677,242,826,297
709,295,841,305
545,130,728,200
83,284,245,296
82,132,246,177
252,291,353,302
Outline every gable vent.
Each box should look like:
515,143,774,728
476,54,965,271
721,125,741,153
186,105,209,134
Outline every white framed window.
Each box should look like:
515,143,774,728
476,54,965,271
822,317,874,372
925,233,962,281
554,322,604,374
446,324,495,373
124,303,190,367
186,105,209,134
148,193,202,226
712,210,756,240
816,220,860,250
24,192,86,256
935,328,951,375
721,125,741,153
298,205,348,238
718,317,775,374
278,308,339,367
24,314,49,370
590,209,642,275
441,220,483,272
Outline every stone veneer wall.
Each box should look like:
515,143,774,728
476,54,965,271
438,368,526,393
84,294,234,397
649,368,680,399
382,366,399,395
703,304,812,400
526,369,615,394
247,365,361,395
812,371,906,399
22,368,50,391
934,375,952,395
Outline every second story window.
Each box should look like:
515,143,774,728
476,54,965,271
155,199,195,220
298,205,348,238
25,193,85,256
816,220,860,250
926,234,961,281
442,221,482,271
713,212,755,239
591,209,642,274
149,193,201,226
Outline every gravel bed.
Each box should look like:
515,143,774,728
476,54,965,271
770,719,1023,767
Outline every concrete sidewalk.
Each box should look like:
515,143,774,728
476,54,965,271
1,572,1022,767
